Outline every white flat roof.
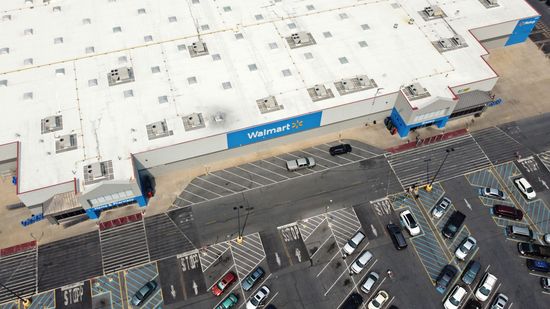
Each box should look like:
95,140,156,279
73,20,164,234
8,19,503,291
0,0,538,193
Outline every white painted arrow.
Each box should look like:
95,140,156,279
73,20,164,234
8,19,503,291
295,248,302,263
464,199,472,210
371,224,378,237
275,252,281,266
192,281,198,295
170,285,176,299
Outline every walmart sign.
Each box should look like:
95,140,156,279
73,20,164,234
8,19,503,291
227,112,322,148
505,16,540,46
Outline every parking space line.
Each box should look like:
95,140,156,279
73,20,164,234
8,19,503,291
481,283,501,309
528,272,548,278
324,269,349,296
335,285,360,309
259,159,292,173
235,166,277,184
300,148,344,165
187,182,223,197
342,142,379,157
298,216,326,241
248,162,290,179
219,169,264,187
182,189,208,201
311,235,335,259
317,250,341,278
196,176,239,193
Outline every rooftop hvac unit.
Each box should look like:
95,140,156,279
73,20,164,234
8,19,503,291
314,84,328,97
55,134,77,153
262,96,278,109
357,75,370,87
192,41,206,53
108,67,134,86
438,39,451,49
86,162,106,179
150,121,168,136
291,32,311,45
185,113,203,128
341,78,355,91
424,7,434,17
407,83,427,97
451,36,464,46
487,0,498,5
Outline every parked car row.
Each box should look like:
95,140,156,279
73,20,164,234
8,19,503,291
444,272,505,309
210,267,272,309
340,291,395,309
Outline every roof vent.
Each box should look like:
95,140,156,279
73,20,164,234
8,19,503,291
41,115,63,134
256,96,284,114
287,32,316,49
479,0,499,8
108,67,135,86
83,160,114,185
308,84,334,102
213,112,225,124
404,83,431,100
420,6,446,20
146,120,173,140
0,80,7,87
188,40,209,57
55,134,78,153
334,75,377,95
182,113,206,131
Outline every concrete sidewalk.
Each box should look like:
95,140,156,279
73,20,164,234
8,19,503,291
0,40,549,249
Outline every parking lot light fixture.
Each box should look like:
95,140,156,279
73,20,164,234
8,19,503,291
426,148,455,191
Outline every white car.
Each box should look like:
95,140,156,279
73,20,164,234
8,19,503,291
343,231,366,255
367,290,389,309
514,177,536,200
490,293,508,309
444,285,467,309
400,210,421,236
360,272,379,294
432,197,451,219
475,273,497,302
350,250,373,274
246,285,270,309
455,236,477,261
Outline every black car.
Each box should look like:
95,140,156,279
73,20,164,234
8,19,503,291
461,260,481,285
387,223,407,250
265,305,277,309
442,211,466,239
464,299,482,309
435,265,458,294
339,292,364,309
329,144,352,156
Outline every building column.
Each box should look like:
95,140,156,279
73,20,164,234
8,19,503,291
135,195,147,207
85,208,99,219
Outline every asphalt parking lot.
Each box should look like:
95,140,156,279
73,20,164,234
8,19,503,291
173,140,383,208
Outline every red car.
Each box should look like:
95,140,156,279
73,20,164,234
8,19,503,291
212,272,236,296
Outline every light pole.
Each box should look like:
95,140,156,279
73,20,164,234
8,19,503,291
0,282,32,308
424,158,431,187
425,148,455,192
233,205,243,244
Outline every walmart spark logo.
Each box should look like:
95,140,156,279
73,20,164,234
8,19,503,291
291,120,303,129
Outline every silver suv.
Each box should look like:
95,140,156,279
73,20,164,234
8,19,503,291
432,197,451,219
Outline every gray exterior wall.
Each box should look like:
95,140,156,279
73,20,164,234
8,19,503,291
18,180,74,207
321,92,398,125
393,91,414,122
0,142,17,162
133,134,227,170
144,109,391,176
406,98,456,124
479,36,510,50
470,20,517,41
78,180,141,209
